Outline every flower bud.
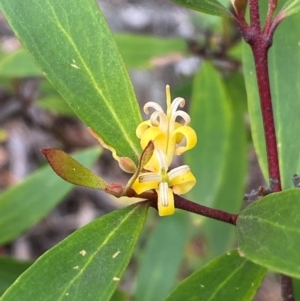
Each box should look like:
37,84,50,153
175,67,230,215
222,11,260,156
231,0,248,17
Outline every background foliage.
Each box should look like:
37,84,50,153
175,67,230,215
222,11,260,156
0,0,299,300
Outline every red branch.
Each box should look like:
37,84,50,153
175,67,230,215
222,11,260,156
233,0,292,299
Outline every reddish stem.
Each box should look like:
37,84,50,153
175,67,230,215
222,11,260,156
249,0,261,32
147,196,238,225
249,37,282,192
131,189,238,226
238,0,282,191
234,0,293,299
263,0,277,35
174,195,238,225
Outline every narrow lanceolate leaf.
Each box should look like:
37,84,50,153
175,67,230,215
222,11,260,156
201,72,247,260
0,49,42,78
42,148,107,190
171,0,234,18
0,257,31,296
243,1,300,187
280,0,300,18
0,147,100,245
36,96,76,117
0,0,142,163
165,249,267,301
114,34,186,69
186,62,232,207
237,189,300,278
1,203,149,301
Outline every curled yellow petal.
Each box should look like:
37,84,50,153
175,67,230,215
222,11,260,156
157,185,175,216
172,126,197,156
131,175,159,195
139,128,169,171
136,120,152,139
140,127,165,150
170,170,196,195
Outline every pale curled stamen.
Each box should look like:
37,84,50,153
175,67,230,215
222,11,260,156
171,97,185,114
171,111,190,126
144,102,164,115
150,111,168,129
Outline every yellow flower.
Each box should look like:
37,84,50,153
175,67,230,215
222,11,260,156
132,149,196,216
136,85,197,170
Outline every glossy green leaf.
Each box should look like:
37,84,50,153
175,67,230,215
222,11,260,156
171,0,233,18
42,148,107,190
0,257,31,296
114,33,186,69
1,202,149,301
186,62,232,207
165,249,267,301
201,72,247,259
280,0,300,18
0,49,42,78
134,213,188,301
237,189,300,278
0,147,100,245
0,0,142,163
243,1,300,187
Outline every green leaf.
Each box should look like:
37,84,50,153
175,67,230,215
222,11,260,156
0,0,142,163
0,49,42,78
0,147,100,245
1,203,149,301
134,213,188,301
228,41,243,60
237,189,300,278
165,249,267,301
114,33,186,69
243,1,300,187
201,72,247,259
36,95,76,117
42,148,107,190
109,290,128,301
186,62,232,207
0,257,31,296
36,79,76,116
280,0,300,18
293,278,300,301
171,0,233,18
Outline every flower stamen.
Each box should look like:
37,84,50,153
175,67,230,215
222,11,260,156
168,165,190,180
144,102,164,115
139,173,161,182
159,182,169,207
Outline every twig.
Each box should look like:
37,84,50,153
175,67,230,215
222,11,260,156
233,1,293,299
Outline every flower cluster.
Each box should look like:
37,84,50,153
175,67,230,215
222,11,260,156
132,85,197,216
